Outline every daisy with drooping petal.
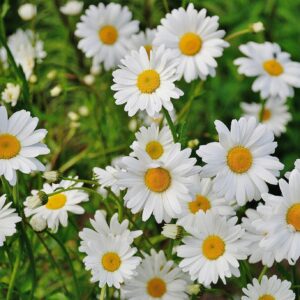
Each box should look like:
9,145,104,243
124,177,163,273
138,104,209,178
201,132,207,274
118,143,199,223
79,210,142,254
24,179,89,232
177,211,246,286
0,29,46,79
122,249,190,300
130,29,156,56
75,3,139,71
241,208,276,267
112,45,183,117
154,3,228,82
177,176,235,231
241,97,291,137
197,116,284,206
80,232,141,288
242,275,295,300
130,124,174,161
256,169,300,264
0,106,50,186
0,194,21,246
234,41,300,99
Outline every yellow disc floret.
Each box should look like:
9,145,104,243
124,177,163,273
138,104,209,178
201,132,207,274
179,32,202,56
227,146,253,174
145,167,171,193
46,193,67,210
137,70,160,93
263,59,284,76
101,252,121,272
0,134,21,159
146,141,164,159
147,277,167,298
99,25,118,45
286,203,300,231
188,195,211,214
202,235,225,260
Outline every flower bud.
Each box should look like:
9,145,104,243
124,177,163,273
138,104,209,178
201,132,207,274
250,22,265,33
78,106,89,117
188,138,199,148
24,194,41,209
18,3,37,21
43,171,60,183
60,1,83,16
30,215,47,232
186,284,201,295
83,74,95,86
1,83,20,107
162,224,183,240
50,85,62,97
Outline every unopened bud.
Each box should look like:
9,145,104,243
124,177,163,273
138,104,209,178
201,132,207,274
162,224,183,240
188,138,199,148
24,194,41,209
250,22,264,33
186,284,201,296
30,215,47,232
37,191,49,204
43,171,60,183
50,85,62,97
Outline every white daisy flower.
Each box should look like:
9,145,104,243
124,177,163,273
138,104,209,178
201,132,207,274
241,209,275,267
79,233,141,288
130,28,156,56
130,124,174,161
24,179,89,232
242,275,295,300
0,194,21,246
177,176,235,231
1,83,21,107
234,41,300,99
138,108,177,127
79,210,142,254
285,159,300,180
241,97,291,137
60,1,83,16
197,116,284,206
112,45,183,117
256,169,300,264
122,249,190,300
177,211,246,286
75,3,139,71
154,3,229,82
118,143,199,223
0,29,46,79
0,106,50,186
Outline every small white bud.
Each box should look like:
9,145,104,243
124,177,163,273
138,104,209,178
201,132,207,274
70,121,80,129
128,119,138,132
186,284,201,295
60,1,83,16
24,195,42,209
43,171,60,183
187,138,199,148
50,85,62,97
68,111,79,121
83,74,95,86
30,215,47,232
1,83,20,107
47,70,57,80
29,74,37,83
251,22,265,33
18,3,37,21
78,106,89,117
90,63,101,75
162,224,182,239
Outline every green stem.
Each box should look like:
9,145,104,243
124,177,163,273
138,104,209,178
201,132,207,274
293,265,299,300
225,28,251,42
163,108,177,142
162,0,169,13
100,285,106,300
46,232,80,300
259,98,266,122
258,265,268,283
47,186,102,197
6,243,21,300
61,176,98,186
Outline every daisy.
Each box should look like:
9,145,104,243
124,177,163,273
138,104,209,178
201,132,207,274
177,176,235,231
177,211,246,286
130,29,156,56
154,3,228,82
24,179,89,232
0,194,21,246
0,29,46,79
241,209,276,267
234,41,300,99
79,210,142,254
241,97,291,137
0,106,50,186
118,143,199,223
75,3,139,71
1,83,21,107
256,169,300,264
79,233,141,288
130,124,174,161
112,45,183,117
242,275,295,300
196,116,284,206
122,249,190,300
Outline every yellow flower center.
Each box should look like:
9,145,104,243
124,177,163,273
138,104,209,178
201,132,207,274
188,194,211,214
45,193,67,210
146,141,164,159
262,108,272,121
263,59,284,76
145,167,171,193
147,277,167,298
0,134,21,159
259,295,275,300
179,32,202,56
99,25,118,45
137,70,160,94
101,252,121,272
286,203,300,231
144,44,152,57
227,146,253,174
202,235,225,260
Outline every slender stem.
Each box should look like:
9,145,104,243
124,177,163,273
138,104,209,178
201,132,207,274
258,265,268,283
225,29,251,42
163,108,177,142
162,0,169,13
100,285,106,300
259,98,266,122
6,243,21,300
293,265,299,300
46,232,80,300
61,176,98,186
47,186,102,197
